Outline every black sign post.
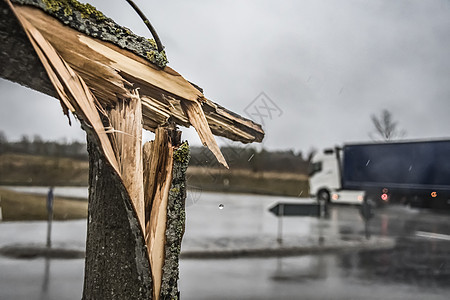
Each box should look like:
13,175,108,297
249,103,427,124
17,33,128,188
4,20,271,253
359,198,375,240
276,204,284,244
269,202,325,244
46,187,54,248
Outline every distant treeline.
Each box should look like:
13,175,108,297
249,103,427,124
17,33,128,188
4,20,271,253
0,132,312,174
0,132,88,160
190,146,311,174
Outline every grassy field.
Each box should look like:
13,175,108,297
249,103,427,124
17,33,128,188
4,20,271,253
0,188,87,221
0,152,311,220
0,153,310,198
0,153,88,186
187,167,309,197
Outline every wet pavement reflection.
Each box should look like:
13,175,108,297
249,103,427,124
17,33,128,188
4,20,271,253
0,191,449,299
179,196,450,299
0,257,84,300
348,207,450,289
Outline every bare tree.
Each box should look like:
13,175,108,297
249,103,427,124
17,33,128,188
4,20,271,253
0,130,7,144
0,130,7,154
306,147,318,163
370,109,406,141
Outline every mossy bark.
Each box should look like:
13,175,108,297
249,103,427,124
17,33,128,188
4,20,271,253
10,0,168,67
83,132,152,300
0,0,55,98
160,142,190,300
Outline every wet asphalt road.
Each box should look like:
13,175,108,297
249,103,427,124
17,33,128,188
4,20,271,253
0,191,449,299
179,204,450,300
356,205,450,290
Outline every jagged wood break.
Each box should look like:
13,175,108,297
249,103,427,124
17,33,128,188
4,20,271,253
143,128,189,299
1,0,264,145
0,1,264,299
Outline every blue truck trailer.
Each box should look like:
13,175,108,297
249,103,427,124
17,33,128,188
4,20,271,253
340,139,450,209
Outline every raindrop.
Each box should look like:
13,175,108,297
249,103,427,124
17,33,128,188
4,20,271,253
219,204,224,210
366,160,371,166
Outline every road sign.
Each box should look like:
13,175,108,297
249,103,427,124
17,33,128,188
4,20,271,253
269,203,321,217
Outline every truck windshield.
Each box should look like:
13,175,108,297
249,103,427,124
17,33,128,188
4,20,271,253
309,161,322,176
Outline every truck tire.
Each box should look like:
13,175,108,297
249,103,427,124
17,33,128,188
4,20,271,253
317,189,330,203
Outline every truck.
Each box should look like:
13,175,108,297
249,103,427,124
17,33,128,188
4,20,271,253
309,139,450,209
309,148,365,205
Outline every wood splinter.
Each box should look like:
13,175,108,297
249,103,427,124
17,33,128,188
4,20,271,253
143,126,189,300
1,1,264,298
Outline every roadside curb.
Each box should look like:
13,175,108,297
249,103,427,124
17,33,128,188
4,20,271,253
0,244,85,259
180,236,395,259
0,236,395,260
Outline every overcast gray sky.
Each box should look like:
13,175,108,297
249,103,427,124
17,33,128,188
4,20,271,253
1,0,450,154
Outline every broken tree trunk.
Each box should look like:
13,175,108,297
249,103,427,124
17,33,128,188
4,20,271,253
143,128,174,300
1,2,154,298
143,126,189,300
83,131,152,300
0,1,264,146
1,1,264,299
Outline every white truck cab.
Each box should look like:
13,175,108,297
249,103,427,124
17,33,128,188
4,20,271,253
309,149,364,205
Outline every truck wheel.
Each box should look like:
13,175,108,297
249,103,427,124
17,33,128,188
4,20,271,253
317,190,330,203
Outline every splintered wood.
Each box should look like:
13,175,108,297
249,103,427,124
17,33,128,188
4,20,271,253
143,128,174,300
182,100,228,168
142,128,187,299
5,1,120,175
108,92,145,229
10,4,264,146
3,1,265,298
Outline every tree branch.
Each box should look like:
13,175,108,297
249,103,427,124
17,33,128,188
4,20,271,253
125,0,164,53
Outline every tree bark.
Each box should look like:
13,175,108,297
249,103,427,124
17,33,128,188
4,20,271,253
160,141,190,300
83,132,152,300
0,0,55,98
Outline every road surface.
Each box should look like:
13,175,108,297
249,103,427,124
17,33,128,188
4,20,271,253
0,191,449,299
